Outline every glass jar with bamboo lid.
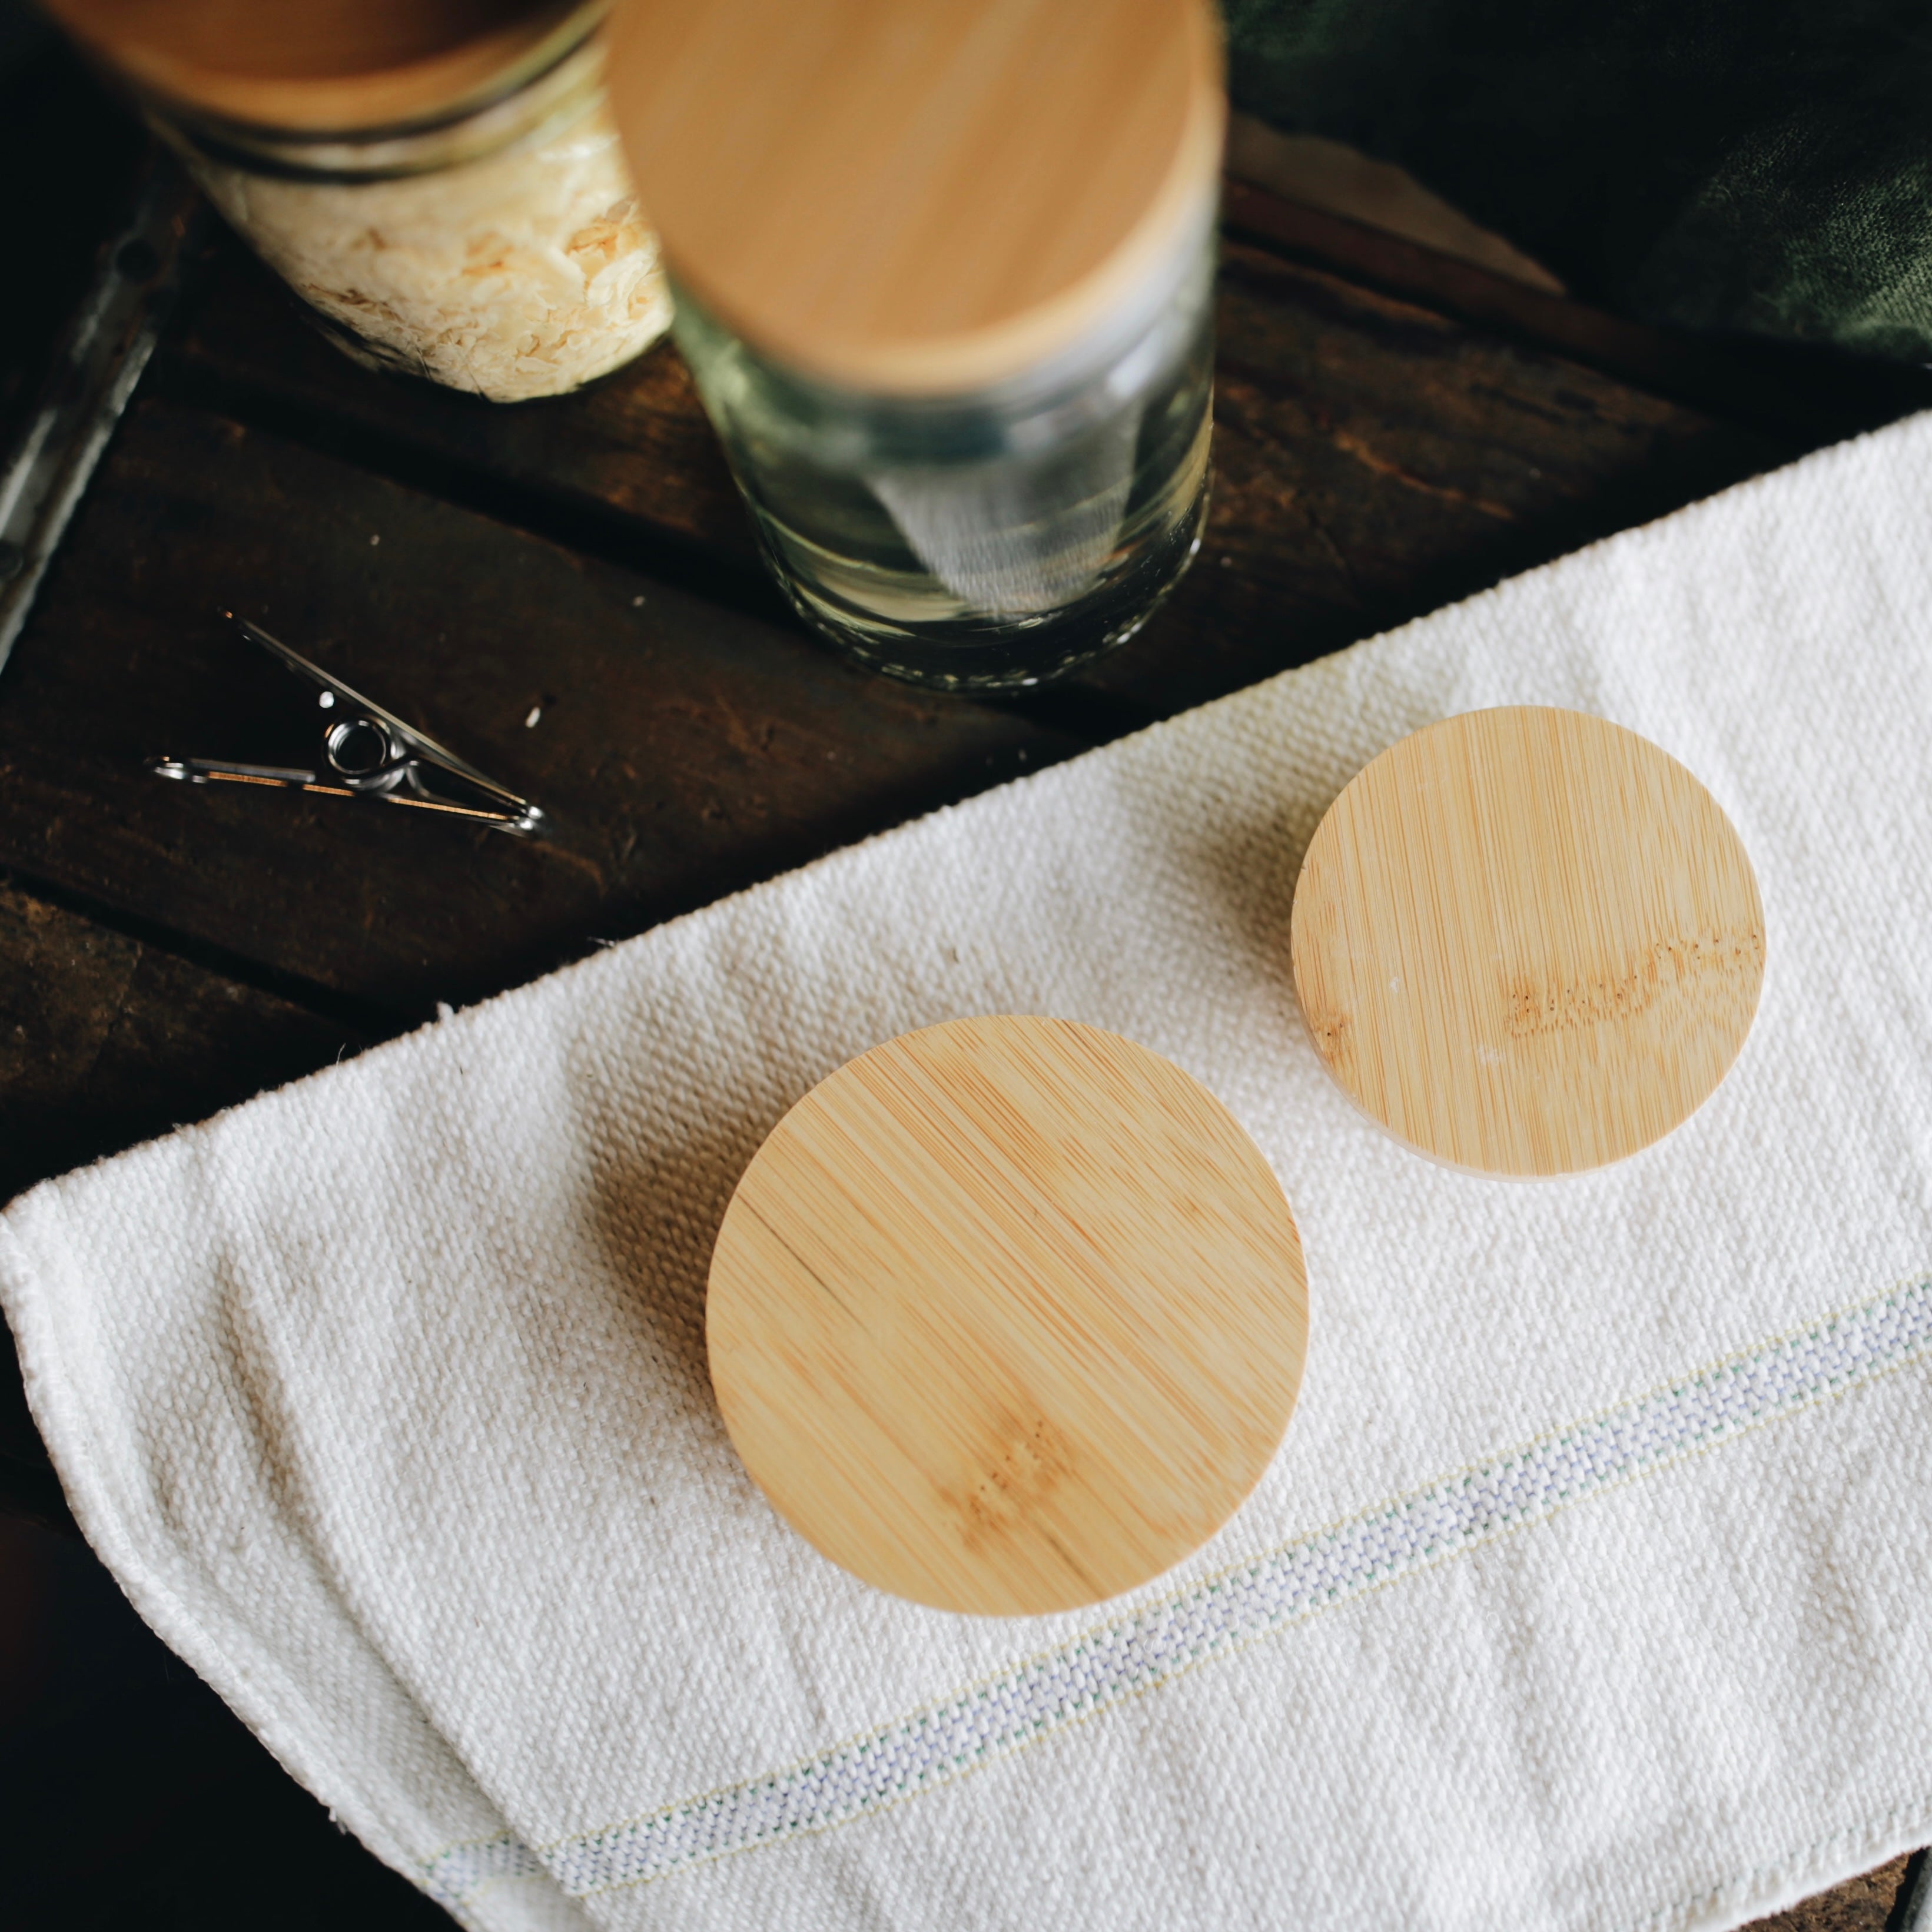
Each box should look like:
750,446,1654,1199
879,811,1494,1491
607,0,1224,691
45,0,672,402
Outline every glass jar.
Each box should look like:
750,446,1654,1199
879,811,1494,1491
672,212,1215,691
608,0,1223,692
119,5,670,401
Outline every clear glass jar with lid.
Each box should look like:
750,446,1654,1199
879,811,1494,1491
47,0,671,403
609,0,1223,691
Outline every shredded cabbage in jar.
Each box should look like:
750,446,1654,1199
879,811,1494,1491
192,102,671,403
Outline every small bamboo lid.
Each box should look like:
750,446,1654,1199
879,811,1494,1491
1291,707,1765,1177
706,1016,1308,1616
605,0,1224,393
43,0,593,132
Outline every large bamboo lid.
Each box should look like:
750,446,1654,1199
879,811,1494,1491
1291,708,1765,1177
43,0,593,131
706,1016,1308,1616
605,0,1225,393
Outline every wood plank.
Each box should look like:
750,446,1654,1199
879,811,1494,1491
1073,238,1794,716
0,877,369,1529
1220,179,1932,446
0,397,1083,1016
0,877,365,1206
160,237,757,571
158,230,1797,728
1745,1853,1915,1930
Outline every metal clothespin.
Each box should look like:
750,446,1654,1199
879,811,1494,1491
150,613,544,836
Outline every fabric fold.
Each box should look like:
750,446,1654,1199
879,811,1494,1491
8,411,1932,1931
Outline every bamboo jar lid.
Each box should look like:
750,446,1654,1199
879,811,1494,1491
1290,707,1765,1177
605,0,1225,393
706,1017,1308,1616
44,0,593,131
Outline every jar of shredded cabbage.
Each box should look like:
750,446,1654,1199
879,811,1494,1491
51,0,670,403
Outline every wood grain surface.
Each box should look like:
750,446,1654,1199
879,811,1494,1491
42,0,590,129
708,1016,1308,1615
0,51,1913,1918
1742,1854,1917,1932
1220,180,1932,448
1080,242,1794,719
0,878,363,1206
608,0,1221,391
0,398,1080,1017
155,232,1794,732
1292,707,1765,1176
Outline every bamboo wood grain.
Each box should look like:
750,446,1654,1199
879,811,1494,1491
706,1016,1308,1616
606,0,1224,393
1291,706,1765,1177
44,0,590,130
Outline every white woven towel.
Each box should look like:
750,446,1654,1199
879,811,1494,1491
8,413,1932,1932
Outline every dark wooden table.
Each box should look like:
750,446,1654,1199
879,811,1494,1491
1,36,1926,1932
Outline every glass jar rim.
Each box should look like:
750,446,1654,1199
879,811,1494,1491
136,0,605,181
671,218,1216,474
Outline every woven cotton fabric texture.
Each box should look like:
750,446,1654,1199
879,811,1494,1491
8,413,1932,1931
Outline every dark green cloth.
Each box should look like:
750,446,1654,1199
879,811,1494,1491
1224,0,1932,363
